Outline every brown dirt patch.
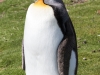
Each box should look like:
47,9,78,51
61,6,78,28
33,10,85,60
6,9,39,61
97,10,100,14
0,0,4,3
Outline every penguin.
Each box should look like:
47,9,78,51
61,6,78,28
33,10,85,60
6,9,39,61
22,0,78,75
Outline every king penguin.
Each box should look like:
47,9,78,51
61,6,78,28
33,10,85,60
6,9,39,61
22,0,78,75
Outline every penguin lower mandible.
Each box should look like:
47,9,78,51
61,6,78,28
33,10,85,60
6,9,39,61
22,0,78,75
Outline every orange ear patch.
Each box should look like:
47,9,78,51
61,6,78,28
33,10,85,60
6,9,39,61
33,0,48,7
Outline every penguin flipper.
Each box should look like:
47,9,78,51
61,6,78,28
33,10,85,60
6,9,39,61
22,40,25,70
58,18,78,75
58,38,73,75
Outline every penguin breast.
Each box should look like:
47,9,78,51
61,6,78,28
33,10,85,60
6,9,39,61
24,4,64,75
24,4,64,49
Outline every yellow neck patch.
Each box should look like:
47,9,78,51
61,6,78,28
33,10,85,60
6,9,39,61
34,0,48,7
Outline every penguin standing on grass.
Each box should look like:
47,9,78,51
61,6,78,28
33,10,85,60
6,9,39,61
22,0,78,75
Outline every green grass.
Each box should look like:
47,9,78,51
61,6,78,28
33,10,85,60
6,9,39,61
0,0,100,75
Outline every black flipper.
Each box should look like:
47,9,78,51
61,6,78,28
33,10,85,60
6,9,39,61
57,18,78,75
22,40,25,70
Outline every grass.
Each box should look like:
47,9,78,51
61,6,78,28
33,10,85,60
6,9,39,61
0,0,100,75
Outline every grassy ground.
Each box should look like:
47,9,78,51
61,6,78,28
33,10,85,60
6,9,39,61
0,0,100,75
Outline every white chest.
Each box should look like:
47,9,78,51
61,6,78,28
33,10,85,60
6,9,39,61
24,4,63,75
